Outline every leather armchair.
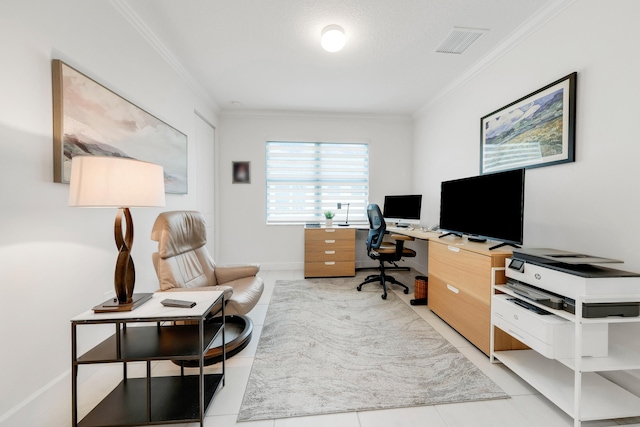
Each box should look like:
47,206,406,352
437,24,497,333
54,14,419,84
151,210,264,316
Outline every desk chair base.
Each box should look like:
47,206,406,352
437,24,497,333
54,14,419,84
357,274,409,300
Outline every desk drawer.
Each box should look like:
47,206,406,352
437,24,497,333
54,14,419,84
305,238,355,254
428,274,491,354
305,249,355,262
305,261,355,278
305,228,355,241
429,241,493,304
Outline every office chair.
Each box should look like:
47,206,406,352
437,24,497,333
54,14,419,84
357,204,416,299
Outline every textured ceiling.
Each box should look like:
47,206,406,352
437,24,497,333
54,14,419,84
126,0,551,115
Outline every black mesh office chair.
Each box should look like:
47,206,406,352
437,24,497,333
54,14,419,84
357,204,416,299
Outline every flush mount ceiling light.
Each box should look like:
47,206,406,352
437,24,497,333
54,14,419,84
321,25,346,52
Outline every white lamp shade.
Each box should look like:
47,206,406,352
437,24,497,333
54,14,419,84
321,25,346,52
68,156,166,208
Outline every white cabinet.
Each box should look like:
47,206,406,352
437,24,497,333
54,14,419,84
490,258,640,427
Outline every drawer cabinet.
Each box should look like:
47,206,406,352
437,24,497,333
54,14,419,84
304,227,355,278
428,238,524,355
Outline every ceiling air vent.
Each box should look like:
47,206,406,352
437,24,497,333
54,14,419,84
436,27,487,54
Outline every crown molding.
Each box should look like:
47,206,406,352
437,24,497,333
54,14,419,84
413,0,577,119
109,0,220,112
219,109,413,123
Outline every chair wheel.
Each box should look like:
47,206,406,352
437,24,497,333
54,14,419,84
404,289,409,294
357,286,362,291
381,294,387,300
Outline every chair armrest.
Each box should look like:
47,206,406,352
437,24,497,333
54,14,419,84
214,264,260,285
390,234,415,241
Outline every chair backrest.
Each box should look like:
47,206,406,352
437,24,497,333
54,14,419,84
150,211,217,290
365,204,387,252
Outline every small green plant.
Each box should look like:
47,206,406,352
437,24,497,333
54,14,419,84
324,210,335,219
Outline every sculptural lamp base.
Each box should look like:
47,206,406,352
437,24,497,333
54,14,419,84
92,207,152,313
67,156,166,313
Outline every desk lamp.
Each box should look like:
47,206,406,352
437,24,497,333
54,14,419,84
337,203,350,226
68,156,166,312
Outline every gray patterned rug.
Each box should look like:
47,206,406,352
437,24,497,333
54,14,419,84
237,277,508,422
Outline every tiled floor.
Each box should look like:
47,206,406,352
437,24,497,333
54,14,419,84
77,269,640,427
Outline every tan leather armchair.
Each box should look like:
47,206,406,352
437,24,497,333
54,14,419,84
151,210,264,316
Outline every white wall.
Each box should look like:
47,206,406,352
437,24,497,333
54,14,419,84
0,1,216,424
217,112,414,269
413,0,640,393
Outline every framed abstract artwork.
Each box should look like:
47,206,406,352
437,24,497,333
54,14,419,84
480,72,576,174
52,60,188,194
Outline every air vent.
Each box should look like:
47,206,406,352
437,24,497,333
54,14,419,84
436,27,487,54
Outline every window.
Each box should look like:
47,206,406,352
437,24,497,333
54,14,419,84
266,141,369,224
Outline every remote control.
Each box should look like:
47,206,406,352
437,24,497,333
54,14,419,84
161,299,196,308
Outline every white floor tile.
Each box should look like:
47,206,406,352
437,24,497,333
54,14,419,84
196,414,274,427
206,358,254,416
456,346,538,397
358,406,448,427
247,303,269,326
509,394,614,427
274,412,360,427
435,398,535,427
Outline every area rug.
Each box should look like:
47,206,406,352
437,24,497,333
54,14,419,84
237,277,508,422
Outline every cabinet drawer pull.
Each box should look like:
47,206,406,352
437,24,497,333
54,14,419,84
325,240,336,244
325,229,336,233
325,261,336,265
447,246,460,253
325,250,336,255
446,284,459,294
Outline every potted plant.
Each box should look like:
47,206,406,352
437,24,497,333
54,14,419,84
324,210,335,227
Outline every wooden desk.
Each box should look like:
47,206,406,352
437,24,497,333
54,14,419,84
380,228,525,355
303,224,525,354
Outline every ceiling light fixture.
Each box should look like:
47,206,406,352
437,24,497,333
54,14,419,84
321,25,346,52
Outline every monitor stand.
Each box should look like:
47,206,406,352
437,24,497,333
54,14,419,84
394,223,410,228
439,232,462,239
337,222,349,227
489,242,521,251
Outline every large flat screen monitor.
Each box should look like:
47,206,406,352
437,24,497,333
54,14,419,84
383,194,422,226
439,169,525,245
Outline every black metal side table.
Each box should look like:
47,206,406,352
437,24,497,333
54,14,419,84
71,291,225,427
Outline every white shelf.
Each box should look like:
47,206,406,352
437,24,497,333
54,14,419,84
493,350,640,421
493,285,640,324
556,343,640,372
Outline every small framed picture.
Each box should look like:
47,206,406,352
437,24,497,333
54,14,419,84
232,161,251,184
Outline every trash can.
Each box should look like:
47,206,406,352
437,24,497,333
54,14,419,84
414,276,428,300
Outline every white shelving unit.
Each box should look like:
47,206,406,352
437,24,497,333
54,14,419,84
489,261,640,427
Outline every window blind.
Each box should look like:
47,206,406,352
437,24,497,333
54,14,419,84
266,141,369,224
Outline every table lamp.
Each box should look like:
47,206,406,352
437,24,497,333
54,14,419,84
337,202,350,226
68,156,166,312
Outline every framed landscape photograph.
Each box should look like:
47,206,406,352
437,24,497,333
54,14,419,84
480,72,576,174
52,60,188,194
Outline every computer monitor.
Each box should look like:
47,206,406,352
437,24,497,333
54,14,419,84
382,195,422,226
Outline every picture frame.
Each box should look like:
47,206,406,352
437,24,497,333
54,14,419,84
52,59,188,194
233,161,251,184
480,72,576,174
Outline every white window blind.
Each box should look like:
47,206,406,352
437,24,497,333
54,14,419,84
266,141,369,224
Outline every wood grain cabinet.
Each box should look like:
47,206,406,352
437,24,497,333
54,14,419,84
304,227,356,278
427,238,525,355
